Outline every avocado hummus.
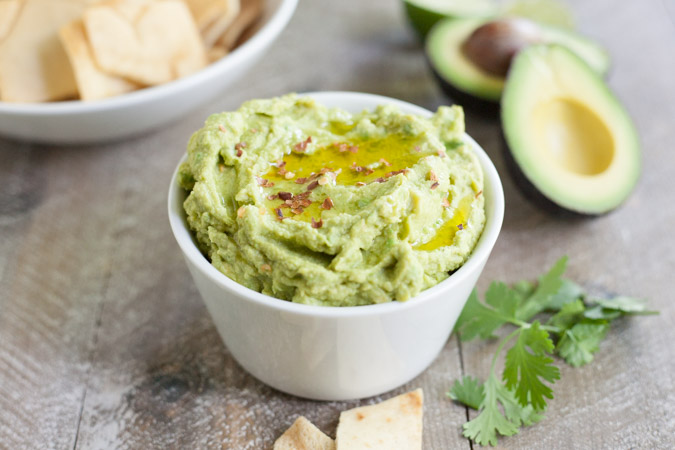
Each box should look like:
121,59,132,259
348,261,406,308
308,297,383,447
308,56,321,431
178,94,486,306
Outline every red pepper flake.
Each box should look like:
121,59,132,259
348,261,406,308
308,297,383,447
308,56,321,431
429,170,438,182
356,182,366,187
441,198,450,208
385,169,408,178
261,264,272,272
295,177,308,184
335,143,358,153
296,191,311,199
374,177,386,183
430,182,439,190
311,217,323,229
379,158,392,167
235,142,247,151
278,191,292,200
276,161,288,176
291,208,304,215
475,190,483,198
275,208,286,220
321,197,334,210
307,180,319,190
267,193,279,200
236,149,243,157
294,136,312,152
255,176,274,188
218,124,227,132
457,223,464,230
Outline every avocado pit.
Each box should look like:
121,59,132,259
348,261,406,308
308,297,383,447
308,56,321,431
462,18,542,77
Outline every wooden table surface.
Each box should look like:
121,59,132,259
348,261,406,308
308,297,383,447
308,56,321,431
1,0,674,448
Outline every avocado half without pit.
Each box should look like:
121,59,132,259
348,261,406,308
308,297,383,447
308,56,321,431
501,44,640,215
425,17,611,114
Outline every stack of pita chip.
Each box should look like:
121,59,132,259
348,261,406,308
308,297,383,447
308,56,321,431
273,389,424,450
0,0,262,103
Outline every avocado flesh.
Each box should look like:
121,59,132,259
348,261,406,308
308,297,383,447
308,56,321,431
426,17,610,107
404,0,497,37
501,44,640,215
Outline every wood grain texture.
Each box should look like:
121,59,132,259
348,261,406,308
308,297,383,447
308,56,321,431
0,0,674,448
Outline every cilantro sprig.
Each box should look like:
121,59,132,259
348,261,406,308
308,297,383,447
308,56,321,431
448,256,657,446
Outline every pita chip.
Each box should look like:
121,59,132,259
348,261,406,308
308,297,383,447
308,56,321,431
336,389,424,450
59,20,140,101
216,0,263,50
207,45,229,63
183,0,239,32
84,0,207,85
274,416,335,450
200,0,240,48
0,0,22,43
0,0,83,102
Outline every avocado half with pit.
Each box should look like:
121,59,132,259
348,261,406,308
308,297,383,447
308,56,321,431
403,0,497,37
502,44,640,215
426,17,611,113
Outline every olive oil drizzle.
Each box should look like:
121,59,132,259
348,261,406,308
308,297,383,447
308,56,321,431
414,195,474,251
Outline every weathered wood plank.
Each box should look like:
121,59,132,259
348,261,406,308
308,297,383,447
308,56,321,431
0,142,130,448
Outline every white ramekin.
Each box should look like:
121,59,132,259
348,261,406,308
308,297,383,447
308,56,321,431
168,92,504,400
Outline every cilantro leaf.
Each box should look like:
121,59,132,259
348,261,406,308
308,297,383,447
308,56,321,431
498,383,545,427
503,322,560,410
547,279,585,311
557,321,609,367
584,296,658,321
592,296,658,315
456,289,513,341
448,376,484,410
548,299,586,331
462,373,520,446
484,281,520,319
516,256,568,321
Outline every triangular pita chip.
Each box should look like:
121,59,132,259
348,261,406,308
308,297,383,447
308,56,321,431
336,389,424,450
200,0,240,48
0,0,22,43
84,0,207,85
0,0,83,102
183,0,239,33
59,20,140,101
217,0,262,50
274,416,335,450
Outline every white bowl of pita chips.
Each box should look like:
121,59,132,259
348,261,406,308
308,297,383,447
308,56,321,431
0,0,297,144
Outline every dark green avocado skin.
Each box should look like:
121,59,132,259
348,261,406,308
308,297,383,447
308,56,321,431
429,62,500,117
500,131,599,217
403,1,446,38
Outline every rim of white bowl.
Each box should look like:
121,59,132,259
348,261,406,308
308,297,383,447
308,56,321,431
168,91,505,318
0,0,298,115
